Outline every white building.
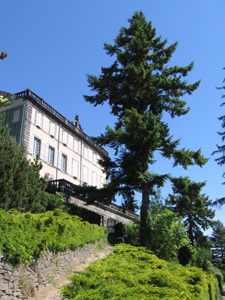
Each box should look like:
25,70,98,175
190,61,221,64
0,89,108,188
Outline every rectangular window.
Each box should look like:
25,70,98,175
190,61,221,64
92,153,97,165
84,146,88,160
35,111,43,128
72,159,79,178
49,122,56,137
62,131,68,145
48,146,55,166
73,138,79,153
61,154,67,172
83,166,88,184
33,137,41,157
92,171,97,187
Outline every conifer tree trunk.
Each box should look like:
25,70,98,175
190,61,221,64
140,182,151,248
140,161,151,248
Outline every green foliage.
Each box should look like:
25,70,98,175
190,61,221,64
123,200,190,262
0,116,45,212
61,244,219,300
39,192,69,212
210,220,225,268
190,247,212,271
0,95,10,108
167,176,215,245
149,207,190,262
0,209,107,265
83,11,207,247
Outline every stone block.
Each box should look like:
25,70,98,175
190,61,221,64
1,295,13,300
0,280,8,291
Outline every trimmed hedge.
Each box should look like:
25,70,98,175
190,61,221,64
0,209,107,265
61,244,219,300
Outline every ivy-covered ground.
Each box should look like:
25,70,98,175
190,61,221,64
61,244,219,300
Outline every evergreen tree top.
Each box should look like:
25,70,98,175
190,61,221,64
85,11,200,119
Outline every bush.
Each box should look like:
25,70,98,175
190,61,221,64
61,244,219,300
0,209,107,265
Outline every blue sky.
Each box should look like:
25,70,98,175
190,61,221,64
1,1,225,230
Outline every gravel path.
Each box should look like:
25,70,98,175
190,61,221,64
28,245,114,300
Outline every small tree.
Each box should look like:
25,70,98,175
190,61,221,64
210,220,225,268
84,11,207,247
123,194,190,262
167,177,215,246
0,116,44,212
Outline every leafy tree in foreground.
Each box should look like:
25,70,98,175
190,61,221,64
0,116,44,212
123,191,190,262
84,11,207,247
167,177,215,246
212,69,225,207
210,220,225,268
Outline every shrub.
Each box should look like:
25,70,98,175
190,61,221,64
61,244,219,300
0,209,107,265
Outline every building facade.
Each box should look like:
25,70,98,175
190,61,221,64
0,89,108,188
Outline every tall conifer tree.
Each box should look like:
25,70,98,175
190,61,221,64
210,220,225,267
167,177,214,245
212,69,225,207
84,11,207,247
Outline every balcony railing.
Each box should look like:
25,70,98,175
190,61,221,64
49,179,138,220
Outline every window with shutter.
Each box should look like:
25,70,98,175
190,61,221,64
92,171,97,187
33,137,41,157
49,122,56,137
40,142,45,160
61,154,67,172
29,135,34,154
83,166,88,184
72,160,79,178
35,111,43,128
62,131,68,145
67,157,71,175
84,146,88,160
48,146,55,166
73,139,79,153
92,153,97,165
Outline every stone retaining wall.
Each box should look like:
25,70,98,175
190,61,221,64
0,241,105,300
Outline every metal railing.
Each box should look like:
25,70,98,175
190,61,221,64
48,179,138,219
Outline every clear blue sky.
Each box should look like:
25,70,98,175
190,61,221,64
1,0,225,231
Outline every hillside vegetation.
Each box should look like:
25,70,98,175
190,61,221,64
61,244,219,300
0,209,107,265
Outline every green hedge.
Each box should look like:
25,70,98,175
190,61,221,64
0,209,107,265
61,244,219,300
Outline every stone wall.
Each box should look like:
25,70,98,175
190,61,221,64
0,241,105,300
